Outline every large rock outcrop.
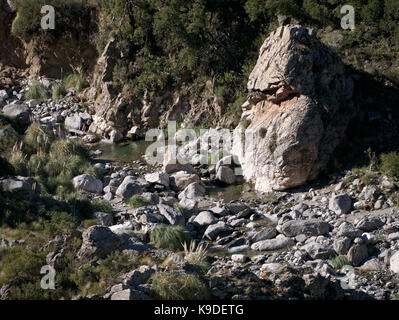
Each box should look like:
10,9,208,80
232,25,355,192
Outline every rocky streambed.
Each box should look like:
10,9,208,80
53,136,399,300
2,94,399,299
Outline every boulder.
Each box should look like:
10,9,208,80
204,222,233,240
170,171,201,190
333,237,352,255
216,166,236,185
122,265,155,286
65,114,82,131
193,211,217,227
251,236,295,251
163,148,197,174
141,192,160,205
157,204,185,226
302,243,334,260
0,176,41,193
231,25,354,192
231,254,247,263
347,244,369,267
226,202,250,215
110,289,149,300
115,176,146,200
390,251,399,274
280,219,330,237
329,194,352,215
72,174,103,194
336,222,362,239
145,172,170,188
178,182,206,200
355,216,384,232
110,129,123,143
250,227,278,243
93,212,113,226
178,197,198,215
2,103,31,124
77,226,122,261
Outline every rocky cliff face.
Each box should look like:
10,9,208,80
232,25,355,192
0,1,25,68
0,1,97,78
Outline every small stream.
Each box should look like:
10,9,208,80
93,140,153,163
92,140,279,258
92,140,247,202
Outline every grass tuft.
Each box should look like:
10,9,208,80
150,272,210,300
128,195,149,208
182,241,210,273
24,81,49,101
150,225,190,251
329,255,350,270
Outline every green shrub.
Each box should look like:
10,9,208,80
96,251,139,280
9,150,28,176
150,225,190,251
52,83,67,100
49,139,91,161
150,272,210,300
24,122,54,154
43,211,79,236
45,155,94,180
0,124,19,153
268,132,277,153
0,246,46,286
259,127,267,139
81,219,99,229
92,199,113,214
329,255,350,270
24,81,49,101
379,152,399,179
11,0,92,39
128,195,149,208
63,74,87,93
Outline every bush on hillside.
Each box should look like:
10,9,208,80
380,152,399,179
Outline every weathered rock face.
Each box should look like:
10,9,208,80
232,25,354,192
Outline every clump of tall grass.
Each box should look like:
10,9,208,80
128,195,149,208
9,147,28,176
92,199,113,214
52,83,67,100
49,139,91,161
150,225,190,251
24,81,49,101
63,74,87,93
182,241,210,273
150,272,211,300
23,122,54,153
329,255,350,270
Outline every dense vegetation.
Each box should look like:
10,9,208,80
9,0,399,127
